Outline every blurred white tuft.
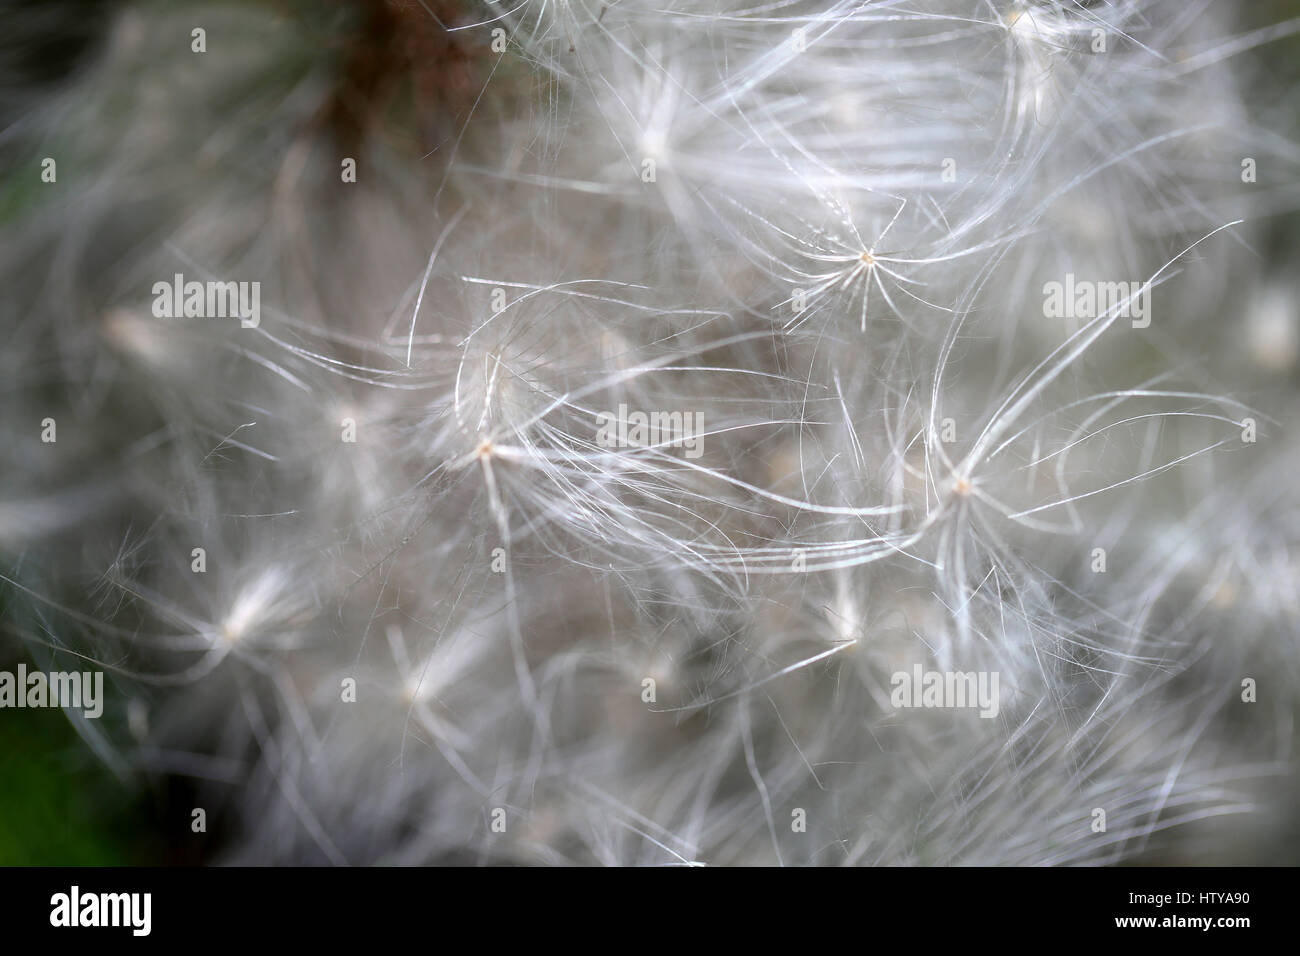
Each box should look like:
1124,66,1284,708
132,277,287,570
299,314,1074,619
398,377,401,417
3,0,1300,865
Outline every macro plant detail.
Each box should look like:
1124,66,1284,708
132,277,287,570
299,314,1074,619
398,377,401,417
1,0,1298,868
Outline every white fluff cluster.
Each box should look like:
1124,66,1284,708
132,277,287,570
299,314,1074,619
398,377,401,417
3,0,1299,864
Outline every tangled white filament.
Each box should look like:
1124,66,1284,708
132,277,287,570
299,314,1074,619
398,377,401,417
2,0,1299,866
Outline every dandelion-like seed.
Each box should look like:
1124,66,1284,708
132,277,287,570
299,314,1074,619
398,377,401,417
2,0,1299,870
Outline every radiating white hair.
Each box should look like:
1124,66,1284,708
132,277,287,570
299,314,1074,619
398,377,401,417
2,0,1299,865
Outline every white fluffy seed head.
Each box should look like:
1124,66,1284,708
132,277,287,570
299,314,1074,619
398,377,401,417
2,0,1299,865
